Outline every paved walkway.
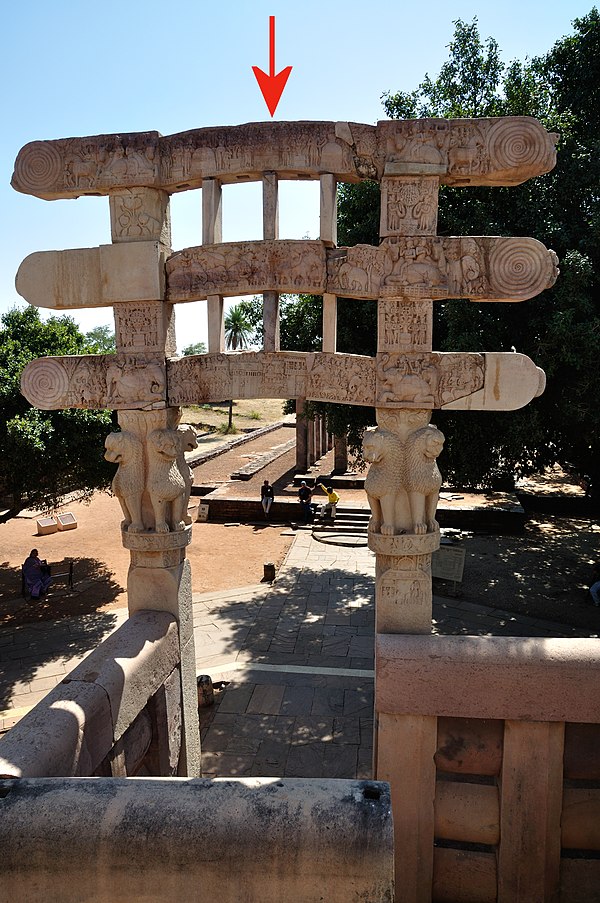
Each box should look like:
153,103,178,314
0,531,592,778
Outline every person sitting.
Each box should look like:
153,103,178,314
23,549,52,600
260,480,274,518
590,561,600,607
318,484,340,520
298,481,314,523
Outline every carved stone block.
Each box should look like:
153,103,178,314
21,354,167,411
380,176,439,237
327,237,558,302
376,352,485,408
378,298,432,352
109,188,171,245
166,240,326,302
11,118,557,199
166,351,308,405
305,352,376,405
16,242,167,310
114,301,176,356
377,116,557,186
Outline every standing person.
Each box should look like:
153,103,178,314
318,483,340,520
22,549,52,599
260,480,274,518
298,481,314,523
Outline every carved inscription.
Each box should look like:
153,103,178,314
376,352,485,407
21,355,166,410
167,241,326,302
380,176,439,236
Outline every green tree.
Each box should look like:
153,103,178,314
336,14,600,490
224,303,252,350
85,325,116,353
182,340,207,355
222,303,253,430
0,306,114,512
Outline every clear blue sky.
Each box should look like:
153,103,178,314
0,0,594,351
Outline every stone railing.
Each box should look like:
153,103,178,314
376,635,600,902
0,610,183,778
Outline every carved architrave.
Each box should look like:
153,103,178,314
377,116,557,186
166,351,308,405
166,240,326,302
380,176,439,237
305,352,376,405
368,532,441,556
11,122,377,198
114,301,176,356
327,237,558,302
12,118,557,199
21,355,167,410
109,187,171,245
378,298,432,352
376,351,485,408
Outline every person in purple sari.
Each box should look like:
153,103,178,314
23,549,52,599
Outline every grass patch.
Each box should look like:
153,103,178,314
217,423,239,435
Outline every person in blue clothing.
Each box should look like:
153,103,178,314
23,549,52,599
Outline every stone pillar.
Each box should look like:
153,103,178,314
334,435,348,473
307,417,316,466
108,190,200,778
263,171,280,352
322,293,337,353
203,179,224,355
207,294,225,353
320,173,337,247
296,397,308,473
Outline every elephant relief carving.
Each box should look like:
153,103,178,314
363,409,444,536
105,422,198,533
104,430,145,533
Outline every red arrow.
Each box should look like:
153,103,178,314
252,16,292,118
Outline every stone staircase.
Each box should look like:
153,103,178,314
312,506,371,538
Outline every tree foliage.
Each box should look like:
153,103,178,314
0,306,114,511
224,303,252,350
85,325,116,353
182,340,207,355
335,12,600,489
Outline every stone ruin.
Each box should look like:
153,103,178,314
1,116,599,902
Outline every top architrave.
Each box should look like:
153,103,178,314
12,117,557,200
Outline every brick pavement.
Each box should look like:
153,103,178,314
1,529,593,779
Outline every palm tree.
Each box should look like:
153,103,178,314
225,305,251,351
224,304,251,429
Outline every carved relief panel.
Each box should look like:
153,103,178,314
21,355,167,411
375,351,484,408
166,240,326,302
378,298,432,352
109,188,171,245
167,352,308,405
305,353,376,405
380,176,439,237
114,301,176,356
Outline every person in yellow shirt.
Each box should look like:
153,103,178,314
318,484,340,520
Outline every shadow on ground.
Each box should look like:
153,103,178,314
0,558,124,628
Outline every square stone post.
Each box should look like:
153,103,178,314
203,179,224,355
322,293,337,354
263,171,280,352
320,174,337,247
296,397,308,473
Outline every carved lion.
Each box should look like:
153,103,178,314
147,428,187,533
363,421,444,536
104,430,145,533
